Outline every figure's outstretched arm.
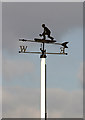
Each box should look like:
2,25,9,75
39,33,42,37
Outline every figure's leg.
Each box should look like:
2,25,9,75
42,32,46,40
48,34,54,40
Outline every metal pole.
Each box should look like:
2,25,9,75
19,34,68,119
41,58,46,119
45,64,47,120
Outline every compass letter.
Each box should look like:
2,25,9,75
60,47,65,54
19,46,27,53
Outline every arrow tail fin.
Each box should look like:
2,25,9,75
62,42,68,48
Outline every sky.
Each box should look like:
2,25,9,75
0,1,83,118
0,0,85,2
0,1,2,119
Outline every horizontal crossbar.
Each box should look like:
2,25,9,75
19,51,67,55
46,52,68,55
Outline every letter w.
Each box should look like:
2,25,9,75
19,46,27,53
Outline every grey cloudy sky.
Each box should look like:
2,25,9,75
0,1,2,119
2,2,83,118
1,0,84,2
2,2,82,53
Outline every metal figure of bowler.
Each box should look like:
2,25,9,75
39,24,54,41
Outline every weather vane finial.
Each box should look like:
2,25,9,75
19,24,69,119
39,24,54,41
19,24,68,56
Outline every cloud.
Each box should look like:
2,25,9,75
77,62,85,89
2,86,40,118
1,0,84,2
83,62,85,90
0,86,2,119
77,62,83,83
2,87,83,118
47,88,83,118
3,57,35,81
0,51,2,82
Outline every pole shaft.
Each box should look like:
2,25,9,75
45,64,47,120
41,58,45,118
43,42,44,51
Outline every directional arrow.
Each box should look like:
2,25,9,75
19,39,68,48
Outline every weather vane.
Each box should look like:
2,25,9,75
19,24,68,119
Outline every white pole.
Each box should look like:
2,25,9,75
41,58,45,119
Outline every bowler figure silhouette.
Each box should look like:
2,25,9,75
39,24,54,40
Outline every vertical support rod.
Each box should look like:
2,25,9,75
45,64,47,120
41,58,45,119
43,42,44,51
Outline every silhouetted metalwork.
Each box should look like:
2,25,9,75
19,24,69,119
19,39,68,48
19,38,68,57
39,24,54,40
